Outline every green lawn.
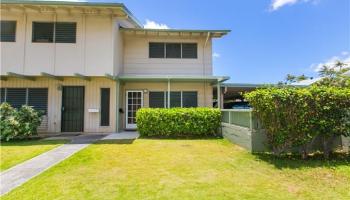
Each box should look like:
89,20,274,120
2,139,350,200
0,139,68,171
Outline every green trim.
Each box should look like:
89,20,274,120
74,73,91,81
115,81,120,132
120,27,230,36
221,83,273,88
113,75,230,83
105,73,117,81
7,72,35,81
41,72,63,81
1,0,142,28
0,76,8,81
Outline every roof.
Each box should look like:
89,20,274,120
221,83,274,88
113,75,230,83
1,0,142,27
120,27,231,38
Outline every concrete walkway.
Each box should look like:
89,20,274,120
101,131,139,140
0,134,105,196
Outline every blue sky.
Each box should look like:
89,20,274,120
94,0,349,83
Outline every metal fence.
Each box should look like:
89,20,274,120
221,109,260,129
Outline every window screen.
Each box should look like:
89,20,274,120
0,88,6,103
170,92,181,108
149,43,165,58
100,88,110,126
182,43,197,58
182,91,198,107
32,22,54,43
149,92,165,108
0,21,16,42
6,88,27,109
28,88,48,114
166,43,181,58
55,22,76,43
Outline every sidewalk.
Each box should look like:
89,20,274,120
0,134,105,196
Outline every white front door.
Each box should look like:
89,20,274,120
125,91,143,129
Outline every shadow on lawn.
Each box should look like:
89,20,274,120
138,135,223,140
0,138,68,146
253,152,350,169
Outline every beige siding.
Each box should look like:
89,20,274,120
120,81,212,129
123,35,213,76
0,77,116,133
1,11,115,76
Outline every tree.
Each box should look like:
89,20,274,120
316,61,350,87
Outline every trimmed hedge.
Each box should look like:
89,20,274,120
136,108,221,137
244,86,350,158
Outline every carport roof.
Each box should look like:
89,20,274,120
112,75,230,83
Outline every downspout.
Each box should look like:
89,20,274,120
167,77,171,108
22,12,28,74
217,81,221,109
53,12,57,74
115,78,120,132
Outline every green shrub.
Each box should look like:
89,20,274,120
244,86,350,158
16,105,43,139
0,103,42,141
0,103,20,141
136,108,221,137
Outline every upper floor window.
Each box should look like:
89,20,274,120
149,42,197,59
0,21,16,42
32,22,76,43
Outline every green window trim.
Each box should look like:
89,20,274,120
0,88,48,114
149,91,198,108
32,22,76,43
149,42,198,59
0,20,16,42
100,88,110,126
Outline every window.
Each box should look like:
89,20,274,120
55,22,77,43
32,22,54,43
149,92,165,108
170,92,181,107
6,88,27,109
0,21,16,42
0,88,5,103
1,88,48,113
166,43,181,58
32,22,76,43
149,43,165,58
182,43,197,58
182,91,198,107
149,42,197,59
149,91,198,108
28,88,48,114
100,88,110,126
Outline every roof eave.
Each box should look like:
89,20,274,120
1,0,142,28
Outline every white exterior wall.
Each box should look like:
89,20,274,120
123,35,213,76
0,11,115,76
0,78,117,133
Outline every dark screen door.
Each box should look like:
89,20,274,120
61,86,84,132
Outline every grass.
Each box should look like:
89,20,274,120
0,139,68,171
2,139,350,200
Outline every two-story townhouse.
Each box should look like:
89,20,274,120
0,0,230,133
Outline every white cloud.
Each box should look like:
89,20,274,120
269,0,318,11
213,52,220,59
310,52,350,72
270,0,298,11
143,19,169,29
341,51,349,56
